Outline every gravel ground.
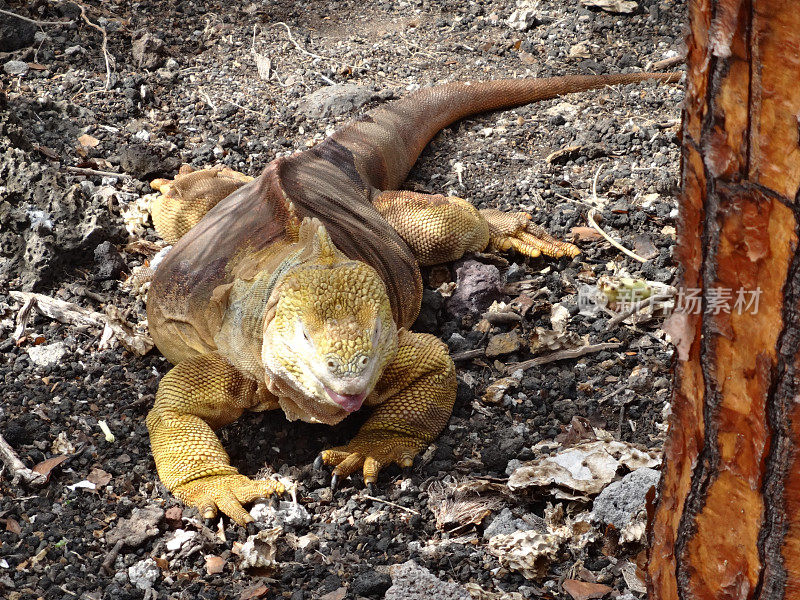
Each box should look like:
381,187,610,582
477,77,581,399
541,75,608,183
1,0,685,598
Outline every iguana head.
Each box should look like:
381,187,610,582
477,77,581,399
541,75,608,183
262,221,398,425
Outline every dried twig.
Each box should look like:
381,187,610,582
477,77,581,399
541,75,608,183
363,494,421,515
198,87,217,111
272,21,328,62
13,294,36,340
75,2,114,91
451,348,485,362
0,433,47,486
101,539,124,574
588,167,648,262
10,291,153,355
649,54,686,71
0,8,70,26
65,166,131,180
504,341,622,373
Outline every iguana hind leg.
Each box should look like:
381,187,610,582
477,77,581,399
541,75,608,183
150,165,253,244
373,190,489,265
146,352,282,525
319,330,456,483
373,190,579,264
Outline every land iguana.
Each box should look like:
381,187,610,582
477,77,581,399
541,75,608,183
144,72,679,524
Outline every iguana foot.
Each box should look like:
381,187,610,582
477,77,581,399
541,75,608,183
480,208,580,258
319,431,425,485
373,189,579,264
174,474,284,525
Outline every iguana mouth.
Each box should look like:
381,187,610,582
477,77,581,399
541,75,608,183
324,388,367,412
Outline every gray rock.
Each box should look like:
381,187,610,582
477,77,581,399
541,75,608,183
385,561,471,600
132,32,167,70
27,342,67,368
0,17,35,52
0,148,128,290
593,467,660,529
128,558,159,591
64,45,85,56
482,508,534,540
3,60,29,76
93,241,127,281
119,143,179,179
445,260,502,318
506,8,537,31
106,506,164,548
301,84,374,119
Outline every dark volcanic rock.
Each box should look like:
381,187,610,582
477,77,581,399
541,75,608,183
351,570,392,598
119,143,179,179
445,260,502,318
94,241,128,281
0,14,35,52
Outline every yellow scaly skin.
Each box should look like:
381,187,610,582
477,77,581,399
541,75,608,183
145,169,578,525
142,71,681,524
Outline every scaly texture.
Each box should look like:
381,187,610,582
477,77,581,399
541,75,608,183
150,165,253,244
146,352,283,524
373,190,489,265
320,329,456,482
143,72,681,524
373,190,580,263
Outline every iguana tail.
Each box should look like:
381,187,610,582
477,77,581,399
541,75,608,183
331,72,681,191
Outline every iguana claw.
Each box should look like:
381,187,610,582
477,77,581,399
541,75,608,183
174,474,285,526
481,208,580,259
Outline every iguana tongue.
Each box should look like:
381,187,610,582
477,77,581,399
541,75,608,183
325,388,367,413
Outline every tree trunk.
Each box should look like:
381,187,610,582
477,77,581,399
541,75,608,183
648,1,800,598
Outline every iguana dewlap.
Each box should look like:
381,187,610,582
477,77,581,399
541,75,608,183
144,72,679,524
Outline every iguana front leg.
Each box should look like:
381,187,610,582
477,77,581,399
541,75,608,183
150,165,253,244
146,352,283,524
319,330,456,485
373,190,580,263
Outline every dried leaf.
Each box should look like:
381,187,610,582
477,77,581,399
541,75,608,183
482,377,520,404
488,530,561,580
87,468,112,487
77,134,100,148
570,226,604,242
239,585,270,600
205,555,225,575
5,518,21,534
507,438,660,498
32,455,68,482
562,579,613,600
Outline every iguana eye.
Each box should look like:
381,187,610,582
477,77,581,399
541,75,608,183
358,355,368,368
